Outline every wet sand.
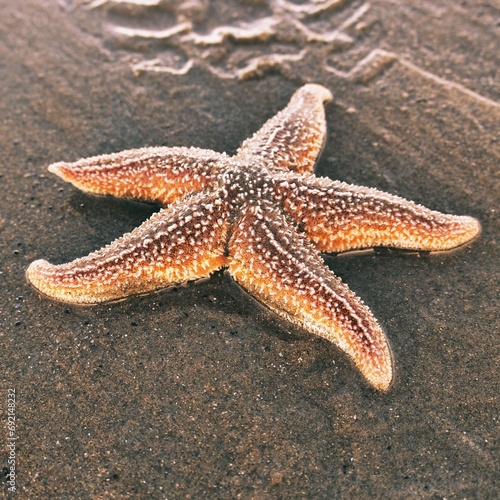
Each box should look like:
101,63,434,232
1,0,498,497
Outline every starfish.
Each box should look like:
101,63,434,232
27,84,480,391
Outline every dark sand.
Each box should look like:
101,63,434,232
1,0,498,497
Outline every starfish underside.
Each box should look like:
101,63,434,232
27,84,480,391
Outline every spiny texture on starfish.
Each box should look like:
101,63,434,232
27,84,480,391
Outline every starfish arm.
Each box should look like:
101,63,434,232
235,84,333,173
227,201,393,391
27,191,231,304
276,175,481,253
48,146,228,206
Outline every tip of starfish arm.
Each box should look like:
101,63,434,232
300,83,333,103
48,162,72,183
27,259,83,304
48,161,100,196
26,259,52,295
350,332,394,392
364,361,394,392
48,160,84,182
47,162,63,175
463,215,482,240
338,316,394,392
26,259,97,304
438,214,482,251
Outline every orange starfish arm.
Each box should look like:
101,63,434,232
27,191,230,304
228,201,393,391
236,84,333,173
278,176,481,253
48,146,227,205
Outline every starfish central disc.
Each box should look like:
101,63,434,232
27,84,480,391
